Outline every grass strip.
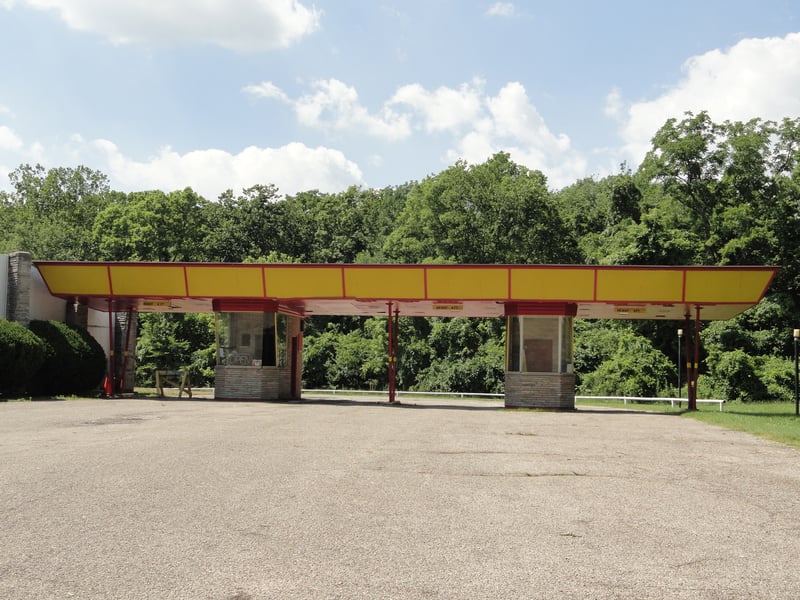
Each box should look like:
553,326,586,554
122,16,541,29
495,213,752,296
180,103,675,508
578,398,800,449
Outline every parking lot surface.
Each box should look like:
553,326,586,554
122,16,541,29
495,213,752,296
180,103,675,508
1,397,799,599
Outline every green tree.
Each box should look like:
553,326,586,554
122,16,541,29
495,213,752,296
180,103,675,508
135,313,214,386
93,188,210,261
578,325,674,397
385,153,580,264
1,164,112,259
414,318,505,393
639,113,799,269
203,184,294,262
639,111,730,259
301,319,387,390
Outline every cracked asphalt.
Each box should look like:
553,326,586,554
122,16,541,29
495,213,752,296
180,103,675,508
1,397,799,599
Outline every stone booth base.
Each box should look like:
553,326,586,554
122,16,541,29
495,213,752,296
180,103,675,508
505,372,576,410
214,366,294,401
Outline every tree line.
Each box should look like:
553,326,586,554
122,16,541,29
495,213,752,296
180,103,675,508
1,111,799,401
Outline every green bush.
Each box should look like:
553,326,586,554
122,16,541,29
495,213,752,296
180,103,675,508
704,348,768,402
28,320,106,395
695,375,718,400
757,356,795,403
578,329,673,397
0,319,47,396
415,336,505,394
413,318,505,393
303,326,339,389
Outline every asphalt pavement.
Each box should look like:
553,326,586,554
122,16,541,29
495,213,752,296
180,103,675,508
1,396,799,599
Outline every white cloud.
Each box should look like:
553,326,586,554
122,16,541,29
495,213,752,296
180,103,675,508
0,123,43,162
242,81,291,103
0,125,24,151
614,32,800,167
0,109,363,198
0,124,45,190
604,87,623,120
446,82,587,188
248,77,588,187
84,139,364,199
295,79,413,140
248,78,413,140
8,0,320,51
390,79,484,133
486,2,515,17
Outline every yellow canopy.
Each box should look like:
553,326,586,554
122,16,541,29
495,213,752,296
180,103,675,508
34,262,777,320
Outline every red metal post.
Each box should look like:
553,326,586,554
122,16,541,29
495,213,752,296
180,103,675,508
106,302,115,397
684,313,692,409
394,305,400,399
691,305,701,411
387,302,396,403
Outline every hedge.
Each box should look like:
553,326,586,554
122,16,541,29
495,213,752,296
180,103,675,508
27,320,106,396
0,319,47,396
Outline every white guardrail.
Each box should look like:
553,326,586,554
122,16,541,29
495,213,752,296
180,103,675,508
575,395,726,411
302,389,503,399
303,390,726,411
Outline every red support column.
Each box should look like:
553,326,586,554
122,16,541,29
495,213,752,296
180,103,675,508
387,302,396,403
105,302,115,397
690,305,702,411
684,313,693,410
394,305,400,394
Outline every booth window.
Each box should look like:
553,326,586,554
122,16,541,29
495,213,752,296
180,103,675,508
276,314,288,368
216,312,284,367
506,315,573,374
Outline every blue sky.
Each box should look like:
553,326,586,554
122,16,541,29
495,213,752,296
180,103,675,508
0,1,798,200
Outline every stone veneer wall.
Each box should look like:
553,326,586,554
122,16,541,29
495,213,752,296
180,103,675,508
215,366,292,401
7,251,32,326
505,371,575,409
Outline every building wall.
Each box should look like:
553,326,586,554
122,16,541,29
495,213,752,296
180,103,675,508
215,366,292,400
30,267,67,322
505,372,575,409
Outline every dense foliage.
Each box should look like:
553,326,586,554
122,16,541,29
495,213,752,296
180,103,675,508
0,319,106,397
2,112,799,401
0,319,47,396
135,313,216,387
26,320,107,395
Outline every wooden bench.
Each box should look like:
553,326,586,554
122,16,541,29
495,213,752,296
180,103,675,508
155,370,192,398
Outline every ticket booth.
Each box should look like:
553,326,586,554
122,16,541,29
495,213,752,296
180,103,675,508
213,303,303,401
505,303,576,409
